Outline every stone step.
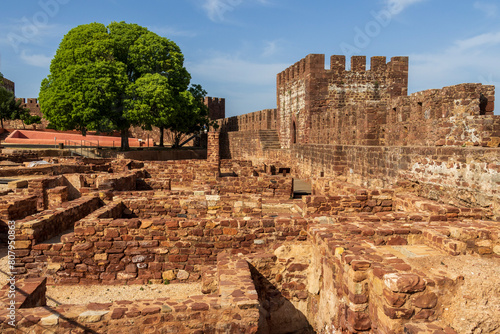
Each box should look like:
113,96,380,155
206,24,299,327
258,129,280,151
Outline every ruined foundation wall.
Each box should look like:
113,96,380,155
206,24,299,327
3,251,260,334
15,214,307,285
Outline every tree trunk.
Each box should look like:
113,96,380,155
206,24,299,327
120,128,130,151
172,132,181,148
159,126,164,147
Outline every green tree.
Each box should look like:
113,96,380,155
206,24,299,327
165,84,216,148
0,87,41,129
40,22,192,150
10,105,42,129
126,73,174,147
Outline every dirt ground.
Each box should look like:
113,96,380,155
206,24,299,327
406,254,500,334
45,282,202,307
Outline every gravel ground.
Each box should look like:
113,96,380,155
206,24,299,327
406,254,500,334
45,282,202,307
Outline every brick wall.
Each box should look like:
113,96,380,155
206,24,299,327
217,109,277,132
276,55,409,148
2,252,259,333
16,200,307,284
142,160,218,190
222,142,500,219
205,96,225,120
303,213,499,333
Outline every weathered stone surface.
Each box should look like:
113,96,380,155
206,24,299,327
177,270,190,280
162,270,176,281
384,273,425,293
78,310,109,323
412,292,438,309
383,288,407,307
347,309,371,331
383,305,414,319
40,314,59,326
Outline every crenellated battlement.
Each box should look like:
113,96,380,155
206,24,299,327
276,54,409,148
277,54,409,91
204,97,226,120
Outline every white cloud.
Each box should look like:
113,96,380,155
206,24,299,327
201,0,270,22
454,31,500,52
20,50,52,68
474,1,498,18
384,0,427,15
188,53,287,85
409,31,500,103
203,0,242,22
262,41,278,57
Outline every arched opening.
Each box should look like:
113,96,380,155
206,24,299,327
292,121,297,144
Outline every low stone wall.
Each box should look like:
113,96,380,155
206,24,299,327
0,164,92,177
215,176,292,199
118,148,207,161
143,160,218,190
0,252,260,334
13,196,103,277
17,202,308,284
302,214,499,333
301,192,393,217
0,277,47,309
220,159,254,177
116,192,299,219
96,172,137,191
394,193,492,220
0,194,38,221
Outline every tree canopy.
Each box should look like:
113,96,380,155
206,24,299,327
40,22,210,149
0,77,42,129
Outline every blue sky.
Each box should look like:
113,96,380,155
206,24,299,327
0,0,499,116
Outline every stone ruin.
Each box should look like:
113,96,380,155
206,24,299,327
0,55,498,333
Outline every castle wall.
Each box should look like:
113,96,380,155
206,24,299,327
217,108,277,132
276,55,409,148
218,53,500,217
205,96,225,120
0,77,15,94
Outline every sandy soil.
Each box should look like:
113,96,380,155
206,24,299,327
45,282,202,307
406,254,500,334
0,247,12,286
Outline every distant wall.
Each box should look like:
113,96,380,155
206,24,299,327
1,77,15,94
217,109,277,132
118,148,207,161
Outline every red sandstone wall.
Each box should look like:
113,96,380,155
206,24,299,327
217,109,277,133
15,211,307,284
2,252,260,333
2,98,46,130
205,96,225,120
276,54,409,148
